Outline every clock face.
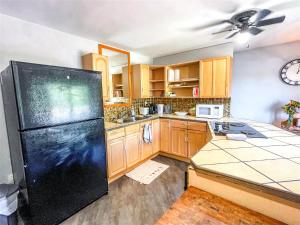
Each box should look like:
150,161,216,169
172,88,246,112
280,59,300,85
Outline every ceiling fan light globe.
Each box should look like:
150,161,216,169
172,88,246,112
236,32,251,44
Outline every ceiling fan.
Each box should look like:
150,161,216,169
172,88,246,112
192,9,286,40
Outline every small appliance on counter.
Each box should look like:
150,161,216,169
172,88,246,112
157,104,164,115
139,107,149,116
148,104,157,114
164,104,172,114
211,122,267,138
196,104,224,119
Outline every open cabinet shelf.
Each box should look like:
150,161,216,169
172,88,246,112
149,66,166,97
167,61,200,97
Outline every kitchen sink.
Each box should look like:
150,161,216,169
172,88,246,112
116,115,151,124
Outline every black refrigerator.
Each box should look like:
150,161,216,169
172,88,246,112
1,61,108,225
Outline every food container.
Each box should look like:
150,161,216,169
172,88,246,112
174,69,180,81
168,69,174,82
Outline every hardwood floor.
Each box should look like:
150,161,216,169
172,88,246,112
156,187,285,225
60,156,188,225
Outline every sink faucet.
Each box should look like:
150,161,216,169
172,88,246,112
119,111,129,119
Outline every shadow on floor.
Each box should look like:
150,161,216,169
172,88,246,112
61,156,189,225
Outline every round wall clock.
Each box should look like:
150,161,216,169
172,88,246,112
280,59,300,85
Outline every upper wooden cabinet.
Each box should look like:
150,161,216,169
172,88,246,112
131,64,150,99
200,56,232,98
82,53,109,100
131,65,166,98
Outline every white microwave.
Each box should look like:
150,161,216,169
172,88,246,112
196,104,224,119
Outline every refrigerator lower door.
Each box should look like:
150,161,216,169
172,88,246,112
20,119,107,225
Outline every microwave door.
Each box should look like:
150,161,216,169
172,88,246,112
198,107,212,118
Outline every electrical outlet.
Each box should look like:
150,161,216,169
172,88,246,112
7,174,14,183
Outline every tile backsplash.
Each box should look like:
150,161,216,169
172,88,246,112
104,98,231,122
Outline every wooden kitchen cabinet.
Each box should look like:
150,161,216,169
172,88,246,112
170,127,188,157
160,119,170,153
125,132,141,168
82,53,109,100
152,119,160,153
107,137,126,178
131,64,150,99
187,130,207,158
200,56,232,98
140,121,153,160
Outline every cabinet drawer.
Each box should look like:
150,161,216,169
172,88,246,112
125,124,140,135
188,121,207,131
106,128,125,140
170,120,187,129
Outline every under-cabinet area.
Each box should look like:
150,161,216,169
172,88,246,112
105,118,208,182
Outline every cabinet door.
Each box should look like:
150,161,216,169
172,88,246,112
213,58,227,97
125,133,140,168
107,137,126,178
152,119,160,153
160,119,170,153
200,60,213,97
187,130,207,158
141,65,150,98
94,55,109,100
171,127,187,157
140,122,153,160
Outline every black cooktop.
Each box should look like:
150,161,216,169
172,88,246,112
211,122,267,138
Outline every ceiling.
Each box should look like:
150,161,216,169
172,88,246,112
0,0,300,58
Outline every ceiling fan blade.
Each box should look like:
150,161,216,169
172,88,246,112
250,9,271,23
255,16,285,27
226,31,239,39
248,27,263,35
212,26,234,35
190,20,233,31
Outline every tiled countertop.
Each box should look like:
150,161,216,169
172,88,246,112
191,118,300,198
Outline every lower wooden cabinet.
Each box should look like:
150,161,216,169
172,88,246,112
152,119,160,153
160,119,170,153
107,137,126,178
170,127,188,157
125,132,141,168
140,121,153,160
187,130,207,157
106,118,208,180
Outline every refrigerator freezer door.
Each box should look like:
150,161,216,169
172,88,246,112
11,61,103,130
20,119,107,225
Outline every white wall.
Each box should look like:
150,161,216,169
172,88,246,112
231,41,300,123
0,14,152,183
153,43,233,65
